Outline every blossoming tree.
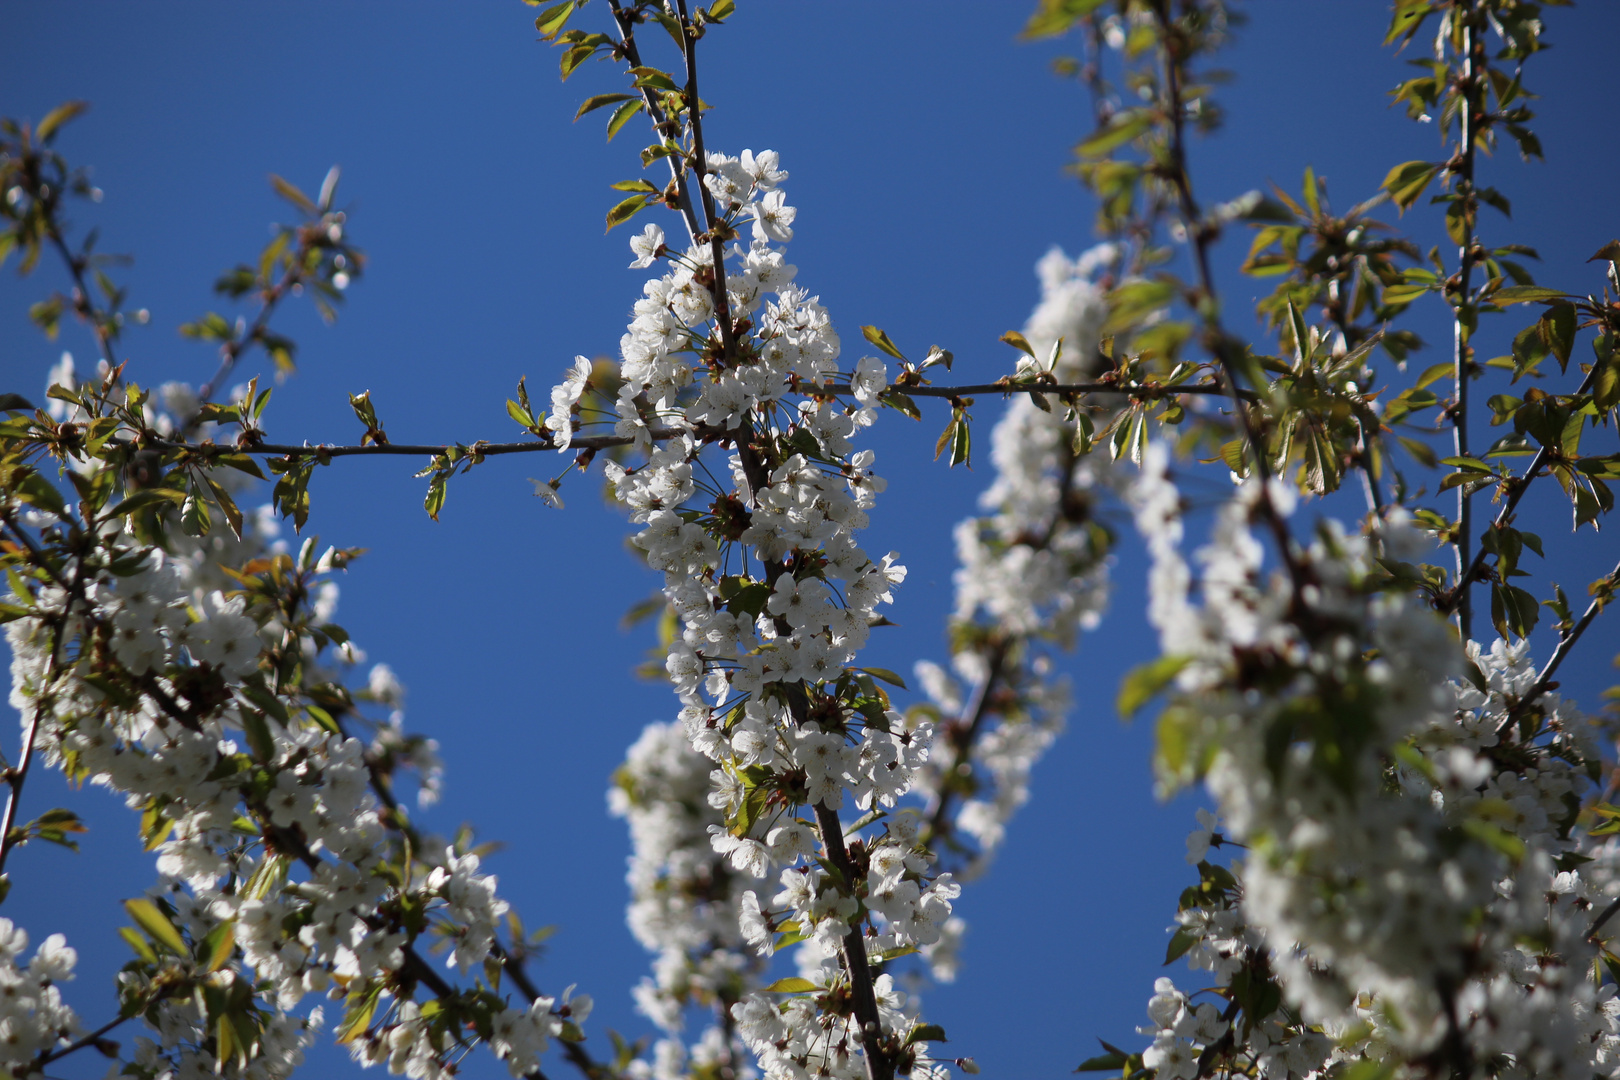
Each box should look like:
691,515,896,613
3,2,1619,1080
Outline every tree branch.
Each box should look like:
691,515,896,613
1437,358,1602,617
1447,3,1485,639
1494,556,1620,740
673,0,737,361
0,508,90,879
1151,1,1305,596
605,0,702,244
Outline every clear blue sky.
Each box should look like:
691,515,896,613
4,3,1617,1077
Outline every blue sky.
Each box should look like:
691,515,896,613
4,3,1618,1077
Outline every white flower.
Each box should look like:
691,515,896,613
544,356,592,451
629,223,665,269
750,189,795,243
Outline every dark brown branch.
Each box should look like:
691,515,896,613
1437,358,1602,616
811,800,893,1080
885,379,1250,401
1494,556,1620,740
140,428,685,459
1150,1,1305,596
1448,5,1485,639
605,0,702,243
44,225,119,372
673,0,736,361
24,1012,135,1076
119,380,1240,462
921,642,1008,850
194,261,300,411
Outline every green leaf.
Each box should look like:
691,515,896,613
119,926,158,966
856,667,908,690
575,92,636,121
16,471,68,519
1022,0,1108,39
533,0,577,39
949,410,972,468
1540,302,1576,371
1118,655,1191,718
180,492,212,537
124,898,188,956
860,325,906,361
1491,582,1540,640
1380,282,1432,307
1339,1061,1394,1080
906,1023,947,1046
1380,160,1439,213
763,977,818,993
605,193,653,232
1000,330,1035,357
336,981,384,1044
200,921,236,972
1414,361,1453,391
1076,1042,1131,1073
1078,113,1153,158
36,100,89,143
1165,926,1197,964
269,174,316,215
606,98,645,142
0,394,35,413
424,474,447,520
1494,285,1571,305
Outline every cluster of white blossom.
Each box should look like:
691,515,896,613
609,720,760,1079
5,403,565,1080
563,151,955,1080
911,245,1118,878
0,919,80,1075
1126,444,1620,1077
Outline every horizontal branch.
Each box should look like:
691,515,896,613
113,379,1243,463
881,378,1251,401
140,430,683,459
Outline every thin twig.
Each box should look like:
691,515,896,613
44,226,119,371
1494,556,1620,740
194,265,300,410
605,0,702,244
1437,358,1602,616
1151,1,1305,596
922,642,1008,850
25,1012,134,1075
0,510,90,879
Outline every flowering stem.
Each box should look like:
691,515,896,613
674,0,737,361
0,508,91,881
23,1012,135,1075
921,640,1007,853
809,799,893,1080
338,718,612,1080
